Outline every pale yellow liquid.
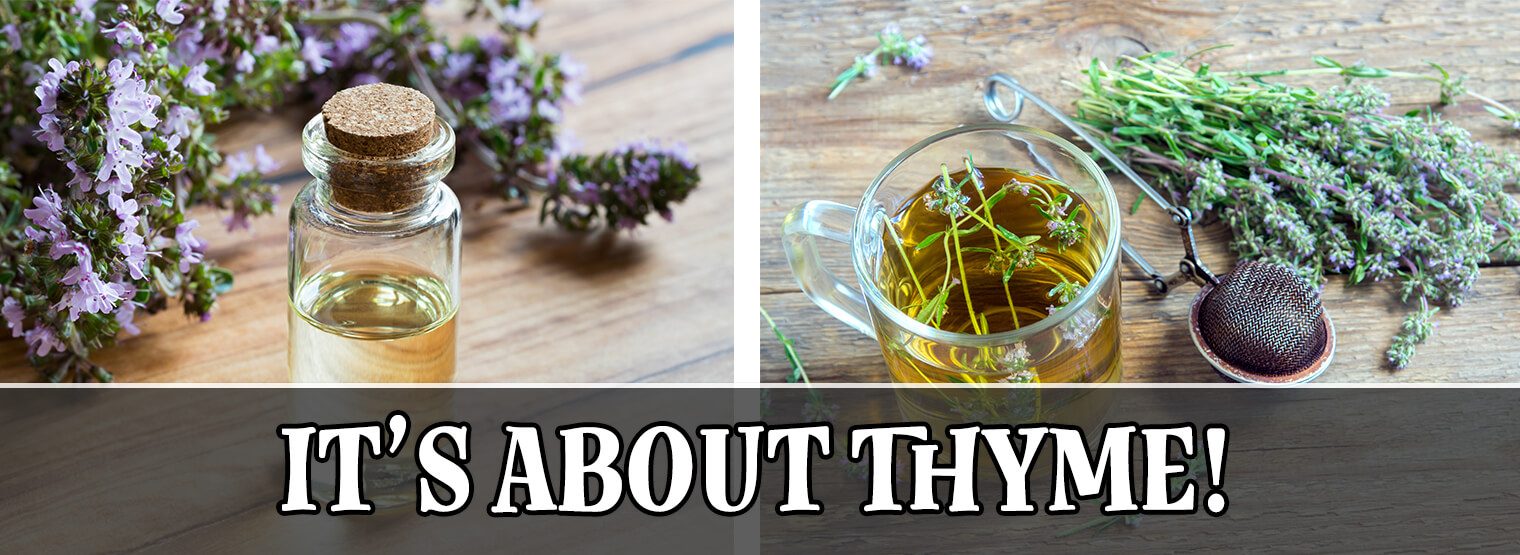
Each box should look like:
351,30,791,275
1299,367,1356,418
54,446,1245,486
288,264,457,383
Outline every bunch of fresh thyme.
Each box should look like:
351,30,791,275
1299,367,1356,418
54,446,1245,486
891,155,1089,338
1,0,700,381
1069,49,1520,369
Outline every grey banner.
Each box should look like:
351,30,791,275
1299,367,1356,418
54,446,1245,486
2,387,1518,553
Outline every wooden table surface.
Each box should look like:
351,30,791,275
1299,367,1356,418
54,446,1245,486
759,0,1520,382
0,0,735,383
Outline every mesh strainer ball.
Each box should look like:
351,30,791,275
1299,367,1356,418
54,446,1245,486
1188,261,1334,382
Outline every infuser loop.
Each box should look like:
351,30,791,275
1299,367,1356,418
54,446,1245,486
984,73,1217,293
982,72,1333,383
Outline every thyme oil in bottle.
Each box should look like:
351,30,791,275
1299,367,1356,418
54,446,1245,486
289,83,461,383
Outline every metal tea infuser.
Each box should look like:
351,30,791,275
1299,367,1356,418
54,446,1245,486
983,73,1335,384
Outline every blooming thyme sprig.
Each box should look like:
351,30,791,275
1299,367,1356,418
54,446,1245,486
0,0,297,381
1070,49,1520,369
541,140,700,231
827,23,933,100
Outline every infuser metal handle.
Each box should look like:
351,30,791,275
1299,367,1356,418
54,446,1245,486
983,73,1218,293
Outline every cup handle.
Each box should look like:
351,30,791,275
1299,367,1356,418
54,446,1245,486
782,200,875,338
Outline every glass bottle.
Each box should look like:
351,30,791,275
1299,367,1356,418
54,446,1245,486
288,84,461,382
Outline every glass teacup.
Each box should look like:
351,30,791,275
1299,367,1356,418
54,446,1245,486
783,124,1123,425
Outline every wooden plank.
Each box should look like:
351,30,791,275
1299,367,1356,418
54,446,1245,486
759,0,1520,382
0,0,735,382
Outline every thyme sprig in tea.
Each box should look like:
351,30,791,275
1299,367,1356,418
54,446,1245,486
885,154,1091,337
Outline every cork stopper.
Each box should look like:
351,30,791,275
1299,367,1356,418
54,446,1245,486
319,84,444,212
322,83,436,157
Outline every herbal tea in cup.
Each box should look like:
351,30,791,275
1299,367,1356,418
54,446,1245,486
784,124,1122,425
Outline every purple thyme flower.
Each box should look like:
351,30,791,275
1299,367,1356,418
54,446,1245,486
486,57,521,87
902,39,932,70
114,197,140,233
121,232,148,279
0,24,19,48
2,298,24,338
36,114,65,151
25,324,63,357
163,105,196,139
225,150,254,176
536,98,562,122
184,62,215,96
334,22,378,64
49,240,89,263
155,0,183,25
225,145,277,177
253,144,279,174
478,34,506,58
96,176,131,202
630,156,660,184
35,58,80,115
75,0,96,21
235,51,255,73
443,52,476,81
252,34,281,56
864,24,932,75
548,130,582,170
103,21,144,47
487,84,532,125
108,61,160,127
211,0,228,21
300,37,332,75
167,26,221,67
100,60,160,183
571,181,601,206
23,188,66,237
115,298,141,335
857,55,879,78
22,226,48,245
499,0,543,30
559,54,586,103
175,220,206,273
58,265,126,321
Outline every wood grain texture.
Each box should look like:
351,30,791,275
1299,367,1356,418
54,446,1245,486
0,0,735,382
759,0,1520,382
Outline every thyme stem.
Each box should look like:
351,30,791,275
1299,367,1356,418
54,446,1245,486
949,213,982,335
883,215,929,306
